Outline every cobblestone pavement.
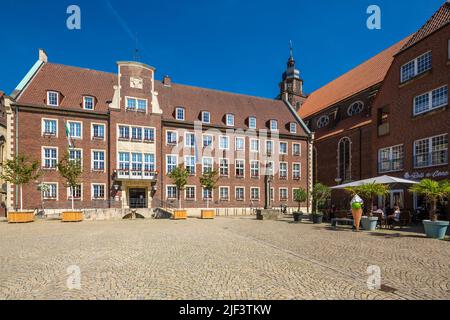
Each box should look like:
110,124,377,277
0,217,448,300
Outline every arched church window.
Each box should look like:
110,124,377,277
347,101,364,116
316,115,330,129
337,137,351,182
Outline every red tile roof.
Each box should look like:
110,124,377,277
299,36,412,119
400,2,450,52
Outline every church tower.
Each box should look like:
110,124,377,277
279,43,306,111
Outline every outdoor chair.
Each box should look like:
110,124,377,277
389,211,412,229
372,212,385,229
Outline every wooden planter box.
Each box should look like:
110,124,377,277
201,210,215,219
173,210,187,220
8,211,35,223
62,211,84,222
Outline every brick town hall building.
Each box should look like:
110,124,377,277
1,50,313,214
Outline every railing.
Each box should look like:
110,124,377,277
378,159,404,173
115,169,158,180
414,152,448,168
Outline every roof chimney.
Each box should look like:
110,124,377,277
39,49,48,63
163,75,172,87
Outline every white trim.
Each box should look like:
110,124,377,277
235,136,245,151
413,133,448,168
41,146,59,170
67,183,83,201
225,114,235,127
91,149,106,172
91,183,106,200
219,135,230,150
184,131,196,148
235,186,246,201
184,185,197,201
235,159,246,178
292,162,302,180
279,141,288,155
83,96,95,110
250,160,260,179
202,187,214,201
413,85,448,116
201,111,211,124
67,120,83,140
41,117,59,137
166,129,178,145
42,182,59,201
166,185,178,200
219,186,230,201
166,154,178,174
248,116,257,129
184,155,196,175
175,107,185,121
289,122,297,134
47,91,59,106
292,143,301,156
279,161,288,180
250,187,260,201
250,138,260,153
202,156,214,174
125,96,148,113
202,134,214,148
91,122,106,140
279,187,289,201
400,50,432,83
68,147,84,170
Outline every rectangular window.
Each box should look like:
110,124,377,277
83,96,94,110
47,91,59,106
414,86,448,115
290,123,297,134
226,114,234,126
69,149,82,164
378,145,404,173
92,151,105,171
265,140,274,155
293,163,301,180
279,188,288,201
131,153,143,176
250,160,260,178
43,147,57,169
235,159,245,177
414,134,448,168
203,188,212,200
167,186,177,199
279,162,288,179
185,186,196,200
185,156,196,175
401,51,432,83
131,127,142,141
119,152,130,170
185,132,196,147
202,157,213,174
144,154,155,173
219,159,229,176
69,121,82,139
92,184,105,199
250,139,260,153
176,107,185,121
202,111,210,123
92,124,105,139
166,131,178,145
119,126,130,140
43,119,57,136
126,97,136,110
219,187,229,201
68,184,82,200
270,120,278,131
251,187,260,201
293,143,301,156
279,142,288,155
42,183,57,199
235,137,245,151
249,117,257,129
166,155,178,174
219,136,229,150
203,135,213,148
137,99,147,112
235,187,245,201
143,128,155,142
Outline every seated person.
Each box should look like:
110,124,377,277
372,205,385,218
387,206,401,226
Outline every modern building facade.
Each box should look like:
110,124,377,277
6,50,313,213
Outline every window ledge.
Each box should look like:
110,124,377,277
414,163,448,170
399,70,432,88
413,105,448,120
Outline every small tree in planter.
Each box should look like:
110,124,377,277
346,183,389,216
293,188,307,222
312,183,331,223
1,155,40,222
168,165,189,219
409,179,450,239
199,169,219,219
57,153,83,222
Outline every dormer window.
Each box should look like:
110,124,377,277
83,96,94,110
249,117,257,129
226,114,234,127
47,91,59,106
347,101,364,116
269,120,278,131
290,123,297,134
317,115,330,129
201,111,210,124
176,107,185,121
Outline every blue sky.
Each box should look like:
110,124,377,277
0,0,445,98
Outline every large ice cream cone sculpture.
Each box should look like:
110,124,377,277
351,195,364,231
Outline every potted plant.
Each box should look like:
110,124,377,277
409,179,450,240
58,153,83,222
168,165,189,220
312,183,331,224
1,155,40,223
199,169,219,219
346,182,389,231
293,188,307,222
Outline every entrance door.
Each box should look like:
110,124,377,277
390,189,404,209
129,188,147,208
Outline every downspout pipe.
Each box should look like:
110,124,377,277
15,107,19,209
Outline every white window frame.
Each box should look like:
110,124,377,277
201,111,211,124
279,142,288,155
293,163,301,180
202,188,213,200
184,156,196,175
83,96,95,110
248,117,257,129
91,183,106,200
91,122,105,140
184,185,196,201
279,188,289,201
219,186,230,201
166,185,178,200
42,118,58,137
166,130,178,145
219,136,230,150
250,160,260,179
279,162,288,179
42,146,58,169
290,122,297,134
317,115,330,128
269,119,278,131
166,154,178,174
92,149,106,172
68,121,83,140
184,132,196,148
250,187,260,201
68,148,83,169
67,183,83,201
235,136,245,151
202,134,213,148
42,182,58,200
202,157,214,174
235,159,245,178
293,143,301,156
413,85,448,116
265,140,274,155
143,127,156,142
413,134,448,168
175,107,185,121
47,91,59,106
400,51,432,83
125,96,148,112
235,186,245,201
378,144,404,173
225,114,235,127
219,158,229,177
250,139,260,153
